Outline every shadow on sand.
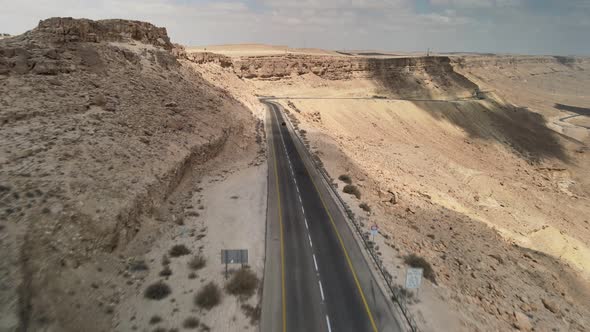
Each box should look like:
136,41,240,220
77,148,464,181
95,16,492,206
555,103,590,116
364,56,570,163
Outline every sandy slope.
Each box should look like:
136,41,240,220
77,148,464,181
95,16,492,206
278,96,590,331
0,18,265,332
194,50,590,331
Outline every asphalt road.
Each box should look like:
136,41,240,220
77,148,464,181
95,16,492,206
261,100,402,332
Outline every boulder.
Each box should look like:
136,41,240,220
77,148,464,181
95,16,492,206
512,311,532,331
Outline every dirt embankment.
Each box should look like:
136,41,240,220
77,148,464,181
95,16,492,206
0,18,257,331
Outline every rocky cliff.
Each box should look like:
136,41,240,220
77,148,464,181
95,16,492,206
35,17,173,49
0,18,256,332
217,54,479,99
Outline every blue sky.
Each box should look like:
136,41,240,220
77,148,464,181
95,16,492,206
0,0,588,55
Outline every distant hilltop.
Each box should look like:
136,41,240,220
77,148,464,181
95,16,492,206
33,17,173,50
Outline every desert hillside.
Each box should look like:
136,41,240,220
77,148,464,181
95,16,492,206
0,18,265,332
190,49,590,331
2,14,589,332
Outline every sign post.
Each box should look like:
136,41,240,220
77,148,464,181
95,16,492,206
405,267,423,297
221,249,248,279
370,224,378,242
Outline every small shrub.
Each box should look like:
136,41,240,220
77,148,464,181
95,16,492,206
188,272,197,279
159,266,172,277
195,282,221,310
392,284,414,301
403,254,436,284
183,317,200,329
149,315,162,325
241,304,261,324
359,203,371,212
343,185,361,199
169,244,191,257
188,255,206,270
144,281,171,300
128,259,149,271
162,254,170,266
225,267,259,299
338,174,352,184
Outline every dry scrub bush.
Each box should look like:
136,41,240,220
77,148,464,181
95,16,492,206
195,282,221,310
144,281,171,300
338,174,352,184
188,254,206,270
404,254,436,284
169,244,191,257
225,267,259,299
343,184,361,199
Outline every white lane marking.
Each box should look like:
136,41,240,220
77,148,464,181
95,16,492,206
298,195,302,203
326,315,332,332
308,234,313,247
304,218,309,229
313,254,318,271
318,281,325,301
296,186,300,194
302,206,305,214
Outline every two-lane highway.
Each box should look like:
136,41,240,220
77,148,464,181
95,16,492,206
261,100,402,332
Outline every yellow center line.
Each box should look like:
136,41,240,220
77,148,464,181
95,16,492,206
277,104,379,332
269,107,288,332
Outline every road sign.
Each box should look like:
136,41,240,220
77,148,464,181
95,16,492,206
405,267,423,289
221,249,248,264
370,225,378,238
221,249,248,279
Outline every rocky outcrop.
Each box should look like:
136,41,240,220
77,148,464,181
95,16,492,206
175,46,233,68
0,17,256,332
34,17,173,49
452,55,590,71
0,18,178,77
227,54,478,98
232,54,468,79
185,52,233,67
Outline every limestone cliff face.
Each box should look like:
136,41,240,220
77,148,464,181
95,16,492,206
225,54,478,98
231,55,462,80
35,17,173,49
452,55,590,71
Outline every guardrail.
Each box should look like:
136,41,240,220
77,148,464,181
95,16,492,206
273,100,420,332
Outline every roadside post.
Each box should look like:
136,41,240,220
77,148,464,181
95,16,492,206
405,267,423,298
370,224,378,242
221,249,248,279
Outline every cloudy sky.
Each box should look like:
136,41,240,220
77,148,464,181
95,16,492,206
0,0,588,55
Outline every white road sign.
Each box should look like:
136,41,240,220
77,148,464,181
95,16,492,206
405,267,423,289
370,224,378,237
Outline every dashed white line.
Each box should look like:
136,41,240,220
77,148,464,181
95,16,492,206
298,195,302,203
296,186,300,194
318,281,325,301
313,254,318,271
326,315,332,332
308,234,313,247
304,218,309,229
302,206,305,214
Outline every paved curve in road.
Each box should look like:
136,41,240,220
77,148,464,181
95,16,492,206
261,100,402,332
